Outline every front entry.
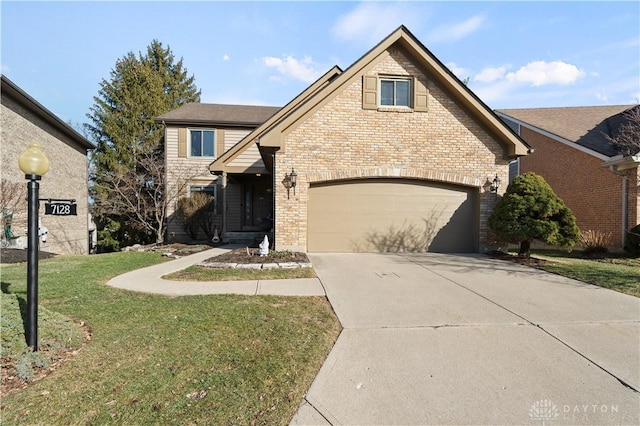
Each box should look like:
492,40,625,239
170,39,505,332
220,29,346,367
242,180,272,231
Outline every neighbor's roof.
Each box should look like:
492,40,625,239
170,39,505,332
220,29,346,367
1,75,94,150
155,102,281,127
497,105,636,157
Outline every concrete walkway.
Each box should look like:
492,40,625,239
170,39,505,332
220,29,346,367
290,253,640,425
107,246,326,296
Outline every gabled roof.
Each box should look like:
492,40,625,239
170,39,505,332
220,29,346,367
209,65,343,173
497,105,636,157
210,26,530,174
1,75,94,150
155,102,281,127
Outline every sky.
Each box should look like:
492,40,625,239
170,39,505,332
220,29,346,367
2,1,639,132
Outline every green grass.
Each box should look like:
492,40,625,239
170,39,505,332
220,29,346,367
531,250,640,297
0,252,341,425
164,266,317,281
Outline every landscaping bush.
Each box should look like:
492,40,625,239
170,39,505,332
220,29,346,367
625,224,640,256
175,193,216,240
579,230,612,255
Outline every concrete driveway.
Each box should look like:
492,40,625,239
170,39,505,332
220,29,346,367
291,253,640,425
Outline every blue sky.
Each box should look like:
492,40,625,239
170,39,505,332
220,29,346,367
2,1,639,130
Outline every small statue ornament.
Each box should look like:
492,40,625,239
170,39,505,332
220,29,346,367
259,235,269,256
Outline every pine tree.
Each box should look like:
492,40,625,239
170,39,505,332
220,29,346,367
488,172,580,256
86,40,200,250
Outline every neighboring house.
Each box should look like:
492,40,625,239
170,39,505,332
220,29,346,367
160,26,531,253
1,75,94,255
496,105,640,250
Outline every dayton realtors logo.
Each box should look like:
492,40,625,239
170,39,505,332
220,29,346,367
529,399,559,425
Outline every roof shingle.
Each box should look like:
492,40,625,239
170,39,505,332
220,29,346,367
497,105,636,157
155,102,281,126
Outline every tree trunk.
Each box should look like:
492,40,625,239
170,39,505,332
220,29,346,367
518,240,531,257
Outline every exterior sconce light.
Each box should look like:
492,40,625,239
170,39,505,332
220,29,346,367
18,141,50,351
490,174,501,193
281,168,297,199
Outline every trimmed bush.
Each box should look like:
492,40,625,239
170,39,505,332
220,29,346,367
626,224,640,256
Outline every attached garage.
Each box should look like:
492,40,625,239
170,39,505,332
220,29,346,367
307,179,478,253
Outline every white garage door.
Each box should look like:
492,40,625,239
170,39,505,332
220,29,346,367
308,179,477,253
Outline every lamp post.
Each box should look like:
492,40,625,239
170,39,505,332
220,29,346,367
18,141,49,351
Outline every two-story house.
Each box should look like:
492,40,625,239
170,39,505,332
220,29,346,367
159,26,531,253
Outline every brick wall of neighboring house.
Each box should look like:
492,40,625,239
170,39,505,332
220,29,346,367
518,126,635,248
1,94,90,255
274,47,509,252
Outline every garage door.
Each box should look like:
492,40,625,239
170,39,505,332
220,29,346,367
308,179,477,253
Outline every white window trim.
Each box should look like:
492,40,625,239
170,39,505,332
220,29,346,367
188,128,217,158
379,76,413,108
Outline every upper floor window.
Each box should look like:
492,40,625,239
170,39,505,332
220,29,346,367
190,129,215,157
380,78,411,107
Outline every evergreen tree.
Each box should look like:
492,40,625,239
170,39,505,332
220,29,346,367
86,40,200,250
488,172,580,256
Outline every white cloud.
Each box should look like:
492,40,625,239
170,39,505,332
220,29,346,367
262,55,323,84
427,15,485,43
1,64,10,74
332,2,425,45
445,62,470,80
595,91,609,102
506,61,585,86
474,66,508,83
222,54,230,62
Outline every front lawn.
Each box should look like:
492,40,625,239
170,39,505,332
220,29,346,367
0,252,340,425
531,251,640,298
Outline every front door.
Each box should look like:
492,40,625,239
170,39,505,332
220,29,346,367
243,181,272,231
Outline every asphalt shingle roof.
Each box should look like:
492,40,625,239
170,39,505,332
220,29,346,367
497,105,636,157
156,102,281,126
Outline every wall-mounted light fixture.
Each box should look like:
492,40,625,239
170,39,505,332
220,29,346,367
281,168,297,199
490,174,501,193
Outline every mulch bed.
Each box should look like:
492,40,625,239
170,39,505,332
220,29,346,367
487,251,547,266
204,248,309,264
0,249,58,265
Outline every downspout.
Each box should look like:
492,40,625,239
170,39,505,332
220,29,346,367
222,171,228,239
609,166,629,248
271,152,276,250
621,175,628,247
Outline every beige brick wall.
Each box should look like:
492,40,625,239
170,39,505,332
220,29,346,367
274,47,509,252
2,96,89,255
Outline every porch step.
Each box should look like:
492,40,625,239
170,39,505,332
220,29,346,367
223,231,270,247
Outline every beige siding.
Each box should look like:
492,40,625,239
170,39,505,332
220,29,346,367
224,129,251,151
228,143,265,169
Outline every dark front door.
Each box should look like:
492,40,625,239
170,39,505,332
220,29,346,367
243,181,272,231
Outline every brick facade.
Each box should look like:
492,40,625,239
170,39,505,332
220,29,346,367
519,127,639,248
273,47,510,252
1,83,91,255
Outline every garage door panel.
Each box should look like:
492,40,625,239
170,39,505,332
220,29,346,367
308,179,476,253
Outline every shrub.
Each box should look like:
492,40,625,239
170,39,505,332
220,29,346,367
579,230,612,255
626,224,640,256
175,193,217,240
